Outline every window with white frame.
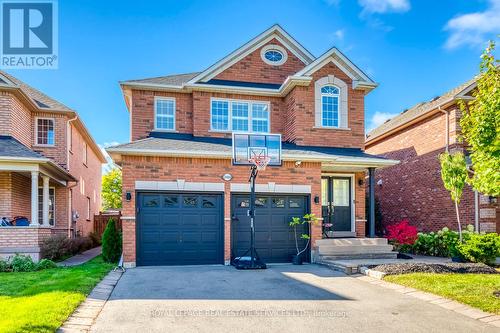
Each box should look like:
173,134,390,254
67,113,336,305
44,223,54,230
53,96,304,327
155,98,176,131
211,99,270,133
321,85,340,127
36,118,55,145
38,187,55,225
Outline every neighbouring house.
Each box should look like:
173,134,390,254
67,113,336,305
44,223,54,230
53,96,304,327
0,71,106,260
107,25,398,268
366,77,499,234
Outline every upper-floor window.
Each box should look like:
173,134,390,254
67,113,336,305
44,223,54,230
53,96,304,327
83,142,88,166
154,97,175,131
314,76,348,129
321,85,340,127
36,118,55,145
210,99,270,133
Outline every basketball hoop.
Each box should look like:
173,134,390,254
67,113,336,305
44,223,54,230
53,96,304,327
249,151,271,171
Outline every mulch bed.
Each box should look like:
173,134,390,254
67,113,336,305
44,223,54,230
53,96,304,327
369,262,499,275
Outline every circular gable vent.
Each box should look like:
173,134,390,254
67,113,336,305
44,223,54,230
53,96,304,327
261,44,287,66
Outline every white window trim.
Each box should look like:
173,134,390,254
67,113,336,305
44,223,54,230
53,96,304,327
210,97,270,133
38,186,56,226
154,96,176,132
260,44,288,66
34,117,56,147
314,76,348,129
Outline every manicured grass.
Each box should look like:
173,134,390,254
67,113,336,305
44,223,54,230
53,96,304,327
0,256,114,333
385,273,500,314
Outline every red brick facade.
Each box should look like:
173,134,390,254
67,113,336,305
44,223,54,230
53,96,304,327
118,36,375,266
366,105,499,233
0,87,104,259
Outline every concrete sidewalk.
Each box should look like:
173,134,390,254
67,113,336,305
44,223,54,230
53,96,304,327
58,246,102,267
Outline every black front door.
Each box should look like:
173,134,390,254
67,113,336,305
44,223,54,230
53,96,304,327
322,176,352,233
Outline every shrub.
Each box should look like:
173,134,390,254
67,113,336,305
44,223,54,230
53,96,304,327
89,231,102,247
10,254,36,272
102,219,122,263
457,233,500,264
36,258,57,270
412,226,474,257
386,220,418,252
0,258,10,272
40,234,70,260
67,237,93,255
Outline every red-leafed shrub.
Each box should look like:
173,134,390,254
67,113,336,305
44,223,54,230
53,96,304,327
386,220,418,246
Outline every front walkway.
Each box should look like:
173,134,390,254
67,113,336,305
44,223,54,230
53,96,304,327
90,264,496,333
59,246,102,267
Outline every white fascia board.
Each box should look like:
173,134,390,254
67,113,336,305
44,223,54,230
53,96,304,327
0,156,48,163
295,47,374,84
188,26,315,84
0,161,40,172
120,81,187,92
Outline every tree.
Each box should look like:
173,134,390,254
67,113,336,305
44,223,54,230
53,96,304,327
101,219,122,263
459,40,500,196
439,152,468,242
102,168,122,210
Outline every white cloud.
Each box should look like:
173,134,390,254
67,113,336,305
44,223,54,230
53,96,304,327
99,142,121,173
358,0,410,15
444,0,500,49
334,29,345,40
367,111,398,132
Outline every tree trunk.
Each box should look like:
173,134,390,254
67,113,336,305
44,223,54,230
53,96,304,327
455,201,463,242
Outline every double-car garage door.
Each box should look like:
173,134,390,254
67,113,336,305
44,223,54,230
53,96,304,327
136,192,308,266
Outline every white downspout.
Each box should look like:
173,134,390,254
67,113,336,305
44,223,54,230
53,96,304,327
438,106,449,152
67,114,78,238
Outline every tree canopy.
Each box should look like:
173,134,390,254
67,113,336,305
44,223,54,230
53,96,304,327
101,168,122,210
459,40,500,196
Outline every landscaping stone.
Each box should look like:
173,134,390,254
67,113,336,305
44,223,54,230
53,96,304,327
369,262,498,275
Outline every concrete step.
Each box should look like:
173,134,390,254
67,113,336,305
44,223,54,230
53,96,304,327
318,244,394,255
316,238,388,246
318,252,398,261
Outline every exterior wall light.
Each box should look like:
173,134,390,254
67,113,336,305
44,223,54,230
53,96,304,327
125,192,132,201
222,173,233,181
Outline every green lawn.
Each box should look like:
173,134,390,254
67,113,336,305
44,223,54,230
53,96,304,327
0,256,113,333
385,273,500,314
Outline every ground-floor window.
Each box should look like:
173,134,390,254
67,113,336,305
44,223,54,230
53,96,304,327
38,187,55,225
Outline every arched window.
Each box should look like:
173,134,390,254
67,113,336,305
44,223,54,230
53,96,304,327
321,85,340,127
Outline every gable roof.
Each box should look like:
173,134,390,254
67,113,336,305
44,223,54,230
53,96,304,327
188,24,315,84
0,71,107,163
366,78,477,144
122,72,201,87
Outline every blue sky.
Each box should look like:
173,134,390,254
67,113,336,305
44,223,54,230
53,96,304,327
5,0,499,150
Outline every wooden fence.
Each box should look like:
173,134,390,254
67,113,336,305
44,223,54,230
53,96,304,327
93,211,122,238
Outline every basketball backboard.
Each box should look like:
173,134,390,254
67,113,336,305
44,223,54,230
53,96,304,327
232,133,282,166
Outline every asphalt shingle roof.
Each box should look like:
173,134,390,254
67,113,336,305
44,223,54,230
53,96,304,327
366,78,477,142
0,70,73,111
108,133,388,162
0,136,46,159
122,72,201,87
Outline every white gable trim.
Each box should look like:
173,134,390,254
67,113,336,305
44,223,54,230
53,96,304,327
295,47,375,85
188,25,315,84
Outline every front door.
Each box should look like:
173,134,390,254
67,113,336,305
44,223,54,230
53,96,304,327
321,176,352,235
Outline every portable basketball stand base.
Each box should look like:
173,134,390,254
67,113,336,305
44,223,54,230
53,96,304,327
233,165,267,270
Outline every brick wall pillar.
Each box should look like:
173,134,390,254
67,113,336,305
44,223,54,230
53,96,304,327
223,182,231,264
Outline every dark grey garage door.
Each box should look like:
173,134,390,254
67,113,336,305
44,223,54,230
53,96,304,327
231,194,309,263
137,192,223,266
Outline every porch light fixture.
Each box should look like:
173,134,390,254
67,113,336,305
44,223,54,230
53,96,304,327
295,160,302,167
358,179,364,186
222,173,233,181
314,196,320,204
125,192,132,201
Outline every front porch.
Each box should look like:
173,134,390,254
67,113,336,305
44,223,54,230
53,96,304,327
0,156,76,260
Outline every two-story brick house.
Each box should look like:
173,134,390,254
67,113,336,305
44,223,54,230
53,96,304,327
366,77,499,234
0,71,106,260
108,25,397,268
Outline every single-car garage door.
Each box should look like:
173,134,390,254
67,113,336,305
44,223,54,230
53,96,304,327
136,192,223,266
231,194,309,263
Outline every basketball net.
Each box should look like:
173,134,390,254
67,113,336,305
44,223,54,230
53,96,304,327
249,151,271,171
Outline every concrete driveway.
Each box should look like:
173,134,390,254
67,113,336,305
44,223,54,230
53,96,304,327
91,264,496,333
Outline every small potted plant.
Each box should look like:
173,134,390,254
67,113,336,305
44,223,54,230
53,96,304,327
289,214,319,265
